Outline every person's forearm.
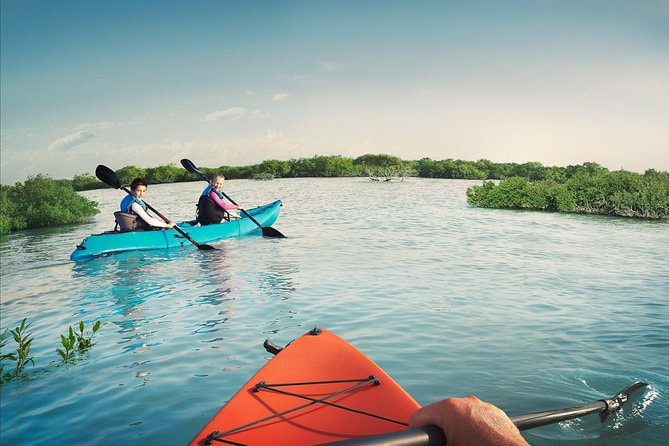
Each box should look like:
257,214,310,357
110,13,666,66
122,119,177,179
131,203,171,228
209,191,239,210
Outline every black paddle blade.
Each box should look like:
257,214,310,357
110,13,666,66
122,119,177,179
198,244,216,251
181,158,207,180
262,226,287,238
95,165,121,189
600,381,648,422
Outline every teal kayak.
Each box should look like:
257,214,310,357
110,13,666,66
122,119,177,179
70,200,282,261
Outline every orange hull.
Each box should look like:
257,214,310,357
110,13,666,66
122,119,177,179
190,328,419,445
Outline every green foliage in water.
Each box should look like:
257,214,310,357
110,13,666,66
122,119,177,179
0,319,35,383
467,168,669,219
1,318,102,384
0,174,99,235
56,320,101,364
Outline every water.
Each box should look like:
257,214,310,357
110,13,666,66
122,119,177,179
1,178,667,445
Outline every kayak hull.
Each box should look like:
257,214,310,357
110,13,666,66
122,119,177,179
190,328,419,446
70,200,282,261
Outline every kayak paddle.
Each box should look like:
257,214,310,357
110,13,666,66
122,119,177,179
320,381,649,445
180,158,286,238
95,165,215,251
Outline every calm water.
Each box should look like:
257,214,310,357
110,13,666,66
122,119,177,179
1,178,667,445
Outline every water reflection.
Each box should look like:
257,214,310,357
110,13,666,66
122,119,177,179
72,251,187,354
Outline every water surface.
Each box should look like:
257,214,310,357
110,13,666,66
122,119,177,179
1,178,667,445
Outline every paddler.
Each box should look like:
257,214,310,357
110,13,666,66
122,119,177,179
119,178,176,229
196,174,242,225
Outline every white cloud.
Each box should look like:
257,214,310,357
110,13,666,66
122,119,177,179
48,130,95,151
265,129,283,139
251,110,271,119
204,107,247,122
245,90,255,96
273,93,290,101
75,121,116,131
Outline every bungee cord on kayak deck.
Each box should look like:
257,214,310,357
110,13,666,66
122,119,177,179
205,376,407,445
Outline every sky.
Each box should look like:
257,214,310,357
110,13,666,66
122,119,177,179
1,0,668,184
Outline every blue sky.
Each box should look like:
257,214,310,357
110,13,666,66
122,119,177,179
1,0,668,184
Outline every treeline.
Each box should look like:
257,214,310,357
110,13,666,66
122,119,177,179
0,175,99,236
2,155,667,235
69,155,636,192
466,168,669,219
69,154,415,191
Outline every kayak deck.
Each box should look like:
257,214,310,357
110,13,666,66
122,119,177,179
190,328,419,446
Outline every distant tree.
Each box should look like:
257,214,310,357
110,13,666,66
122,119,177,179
116,166,146,186
71,173,104,191
145,164,181,184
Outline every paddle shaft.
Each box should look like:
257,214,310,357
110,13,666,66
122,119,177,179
216,189,267,231
321,402,609,446
120,186,214,251
321,381,648,446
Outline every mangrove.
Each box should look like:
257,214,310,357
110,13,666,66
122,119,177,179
1,174,99,236
466,169,669,220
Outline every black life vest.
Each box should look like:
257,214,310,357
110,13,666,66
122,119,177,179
196,195,229,225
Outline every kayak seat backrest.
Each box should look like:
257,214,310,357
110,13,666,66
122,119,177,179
114,211,152,232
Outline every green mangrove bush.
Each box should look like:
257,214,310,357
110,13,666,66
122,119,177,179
0,174,99,235
467,169,669,219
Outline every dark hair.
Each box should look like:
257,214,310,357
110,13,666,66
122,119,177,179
130,178,148,190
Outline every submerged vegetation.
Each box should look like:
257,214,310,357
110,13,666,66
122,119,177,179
1,155,666,235
1,318,102,384
0,319,34,383
56,320,101,364
1,174,99,235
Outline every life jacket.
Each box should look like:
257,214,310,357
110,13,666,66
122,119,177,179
117,195,151,231
197,187,229,225
120,195,148,214
114,211,151,232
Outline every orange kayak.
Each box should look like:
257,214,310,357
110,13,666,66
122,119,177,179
190,328,420,446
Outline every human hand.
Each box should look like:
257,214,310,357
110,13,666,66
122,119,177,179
167,221,176,228
409,395,528,446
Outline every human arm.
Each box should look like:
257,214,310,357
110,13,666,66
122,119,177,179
130,202,176,228
409,395,529,446
209,190,239,210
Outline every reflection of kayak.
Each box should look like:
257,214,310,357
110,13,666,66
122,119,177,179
70,200,282,262
189,328,419,446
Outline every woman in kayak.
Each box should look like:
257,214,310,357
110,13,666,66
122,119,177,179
119,178,176,229
197,174,241,225
410,395,529,445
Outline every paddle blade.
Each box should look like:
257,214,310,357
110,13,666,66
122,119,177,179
181,158,207,181
262,226,286,238
198,244,216,251
95,165,121,189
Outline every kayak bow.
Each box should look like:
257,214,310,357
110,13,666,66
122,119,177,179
189,328,419,446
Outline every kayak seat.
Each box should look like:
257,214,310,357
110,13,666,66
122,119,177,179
114,211,152,232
